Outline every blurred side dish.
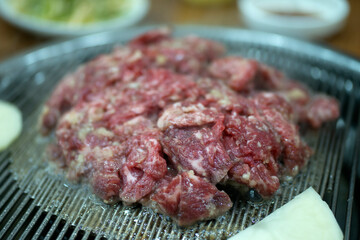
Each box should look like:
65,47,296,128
11,0,130,25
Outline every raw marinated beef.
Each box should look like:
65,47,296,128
251,93,312,175
160,104,232,184
40,29,223,134
41,29,340,226
208,56,258,91
224,112,282,196
303,96,340,128
150,171,232,226
118,131,167,204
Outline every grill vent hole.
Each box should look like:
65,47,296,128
49,219,66,240
23,210,47,240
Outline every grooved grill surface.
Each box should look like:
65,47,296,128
0,26,359,240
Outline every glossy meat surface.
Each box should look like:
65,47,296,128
42,29,340,226
150,171,232,226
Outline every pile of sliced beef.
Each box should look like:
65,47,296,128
41,29,339,226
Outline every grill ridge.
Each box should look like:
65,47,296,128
344,107,360,239
6,197,34,239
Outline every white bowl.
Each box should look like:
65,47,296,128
238,0,349,40
0,0,149,37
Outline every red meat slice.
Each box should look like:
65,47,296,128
277,82,311,122
305,96,340,128
261,109,312,175
251,93,312,175
280,81,311,106
54,67,203,181
161,123,233,184
130,28,225,74
40,50,143,134
224,113,282,167
157,102,220,130
55,98,168,204
160,103,233,184
55,106,93,169
223,112,282,196
112,116,155,142
141,36,225,74
151,171,232,226
197,77,247,112
90,150,122,204
208,56,259,91
57,111,167,204
102,69,203,129
252,92,295,122
228,162,280,197
129,28,171,46
40,35,223,134
54,106,125,202
119,131,167,204
44,29,342,225
133,68,202,110
257,64,288,90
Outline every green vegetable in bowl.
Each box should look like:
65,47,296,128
11,0,130,25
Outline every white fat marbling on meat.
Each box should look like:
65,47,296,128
242,172,251,181
157,103,216,130
95,127,114,138
194,131,203,139
189,155,206,175
77,125,93,141
123,166,137,184
62,110,81,125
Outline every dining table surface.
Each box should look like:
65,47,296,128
0,0,359,62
